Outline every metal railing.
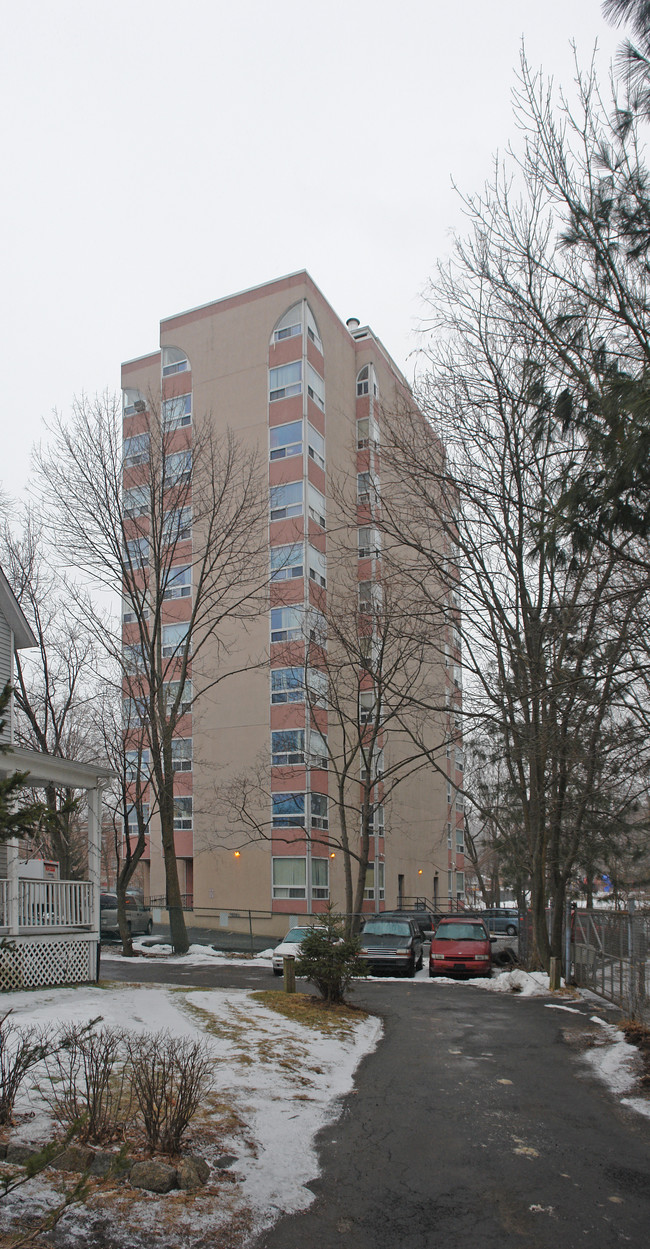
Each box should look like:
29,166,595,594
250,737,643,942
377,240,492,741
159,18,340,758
148,894,194,911
570,907,649,1022
0,879,93,931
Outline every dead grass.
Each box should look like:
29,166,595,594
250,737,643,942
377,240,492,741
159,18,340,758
249,990,368,1038
619,1018,650,1088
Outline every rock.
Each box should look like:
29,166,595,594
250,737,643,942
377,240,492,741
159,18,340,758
129,1160,178,1193
89,1150,119,1177
0,1143,7,1159
5,1143,39,1165
186,1154,210,1184
50,1144,95,1172
213,1153,238,1170
177,1158,205,1190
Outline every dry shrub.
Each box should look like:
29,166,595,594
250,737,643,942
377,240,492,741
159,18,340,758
0,1010,55,1125
126,1032,215,1154
44,1023,130,1142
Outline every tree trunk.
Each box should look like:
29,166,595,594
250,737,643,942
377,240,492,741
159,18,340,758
159,777,189,954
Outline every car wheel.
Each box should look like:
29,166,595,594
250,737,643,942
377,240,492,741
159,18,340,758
405,955,416,978
506,924,517,936
146,919,153,935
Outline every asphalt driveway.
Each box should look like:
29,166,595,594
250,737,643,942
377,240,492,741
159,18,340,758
102,957,649,1247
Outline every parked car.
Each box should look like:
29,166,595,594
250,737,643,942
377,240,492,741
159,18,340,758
100,892,153,938
429,916,495,978
379,908,436,938
360,917,423,977
271,926,313,975
481,908,520,937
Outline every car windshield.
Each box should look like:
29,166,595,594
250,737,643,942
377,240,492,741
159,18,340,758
363,922,411,937
282,928,310,943
435,923,487,941
100,895,117,909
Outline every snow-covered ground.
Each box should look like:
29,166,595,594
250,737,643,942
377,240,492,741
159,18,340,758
0,979,381,1248
0,944,646,1249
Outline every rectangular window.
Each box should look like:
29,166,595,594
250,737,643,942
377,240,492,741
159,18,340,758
307,608,327,646
306,364,325,410
270,606,303,643
125,749,150,781
455,748,464,771
270,481,303,522
274,318,301,343
163,394,192,429
271,792,305,828
271,729,305,766
357,471,378,504
171,737,192,772
357,416,379,449
307,483,326,528
270,361,302,402
309,729,328,769
456,830,465,853
123,697,147,727
162,622,190,657
173,796,192,830
163,564,192,599
366,804,384,833
166,449,192,485
124,485,149,518
123,433,150,467
307,424,325,470
456,872,465,896
306,667,328,706
270,421,302,461
164,679,193,716
125,537,149,567
162,507,192,544
455,793,465,811
310,792,328,830
126,802,150,835
272,856,306,899
447,822,452,849
358,526,379,558
162,358,189,377
448,871,453,897
359,691,375,724
358,581,372,612
270,542,303,580
361,748,384,784
453,664,462,689
311,857,329,899
307,545,327,588
271,668,304,703
124,642,145,671
123,603,149,625
363,861,385,901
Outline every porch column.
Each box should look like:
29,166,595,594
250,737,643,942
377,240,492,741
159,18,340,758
6,837,19,936
87,783,104,938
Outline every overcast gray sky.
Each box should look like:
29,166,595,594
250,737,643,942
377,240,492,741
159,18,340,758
1,1,622,499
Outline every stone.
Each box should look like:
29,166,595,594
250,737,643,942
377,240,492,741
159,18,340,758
5,1143,39,1165
49,1144,95,1172
89,1150,120,1177
186,1154,210,1184
129,1160,178,1193
213,1153,238,1170
177,1158,205,1190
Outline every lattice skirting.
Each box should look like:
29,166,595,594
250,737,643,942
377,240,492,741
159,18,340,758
0,938,96,991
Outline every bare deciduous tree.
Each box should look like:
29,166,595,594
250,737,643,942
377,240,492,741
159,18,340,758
33,392,267,953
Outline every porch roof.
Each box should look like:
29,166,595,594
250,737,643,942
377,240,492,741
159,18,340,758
0,746,114,791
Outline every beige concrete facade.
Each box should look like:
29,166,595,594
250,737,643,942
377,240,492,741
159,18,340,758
121,272,464,937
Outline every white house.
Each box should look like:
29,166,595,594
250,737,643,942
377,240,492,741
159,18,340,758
0,565,114,990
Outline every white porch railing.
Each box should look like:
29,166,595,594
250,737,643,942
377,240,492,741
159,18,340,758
0,879,93,931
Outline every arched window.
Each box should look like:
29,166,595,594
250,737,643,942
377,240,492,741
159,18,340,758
162,346,190,377
272,304,302,344
356,364,379,398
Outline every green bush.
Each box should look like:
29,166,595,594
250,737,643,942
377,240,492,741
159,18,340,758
295,911,367,1005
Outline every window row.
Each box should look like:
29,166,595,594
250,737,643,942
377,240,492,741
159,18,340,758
272,856,329,900
269,481,326,528
124,512,192,566
269,362,325,410
125,795,192,833
122,678,193,725
125,738,192,778
270,542,326,587
270,605,326,646
271,729,328,769
272,791,328,829
271,666,327,705
272,304,322,353
270,420,324,470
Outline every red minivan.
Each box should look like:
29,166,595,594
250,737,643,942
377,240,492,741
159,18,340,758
429,916,495,979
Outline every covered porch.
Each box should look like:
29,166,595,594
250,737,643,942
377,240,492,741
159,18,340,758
0,747,114,991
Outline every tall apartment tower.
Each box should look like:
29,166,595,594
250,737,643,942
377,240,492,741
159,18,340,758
121,272,465,936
